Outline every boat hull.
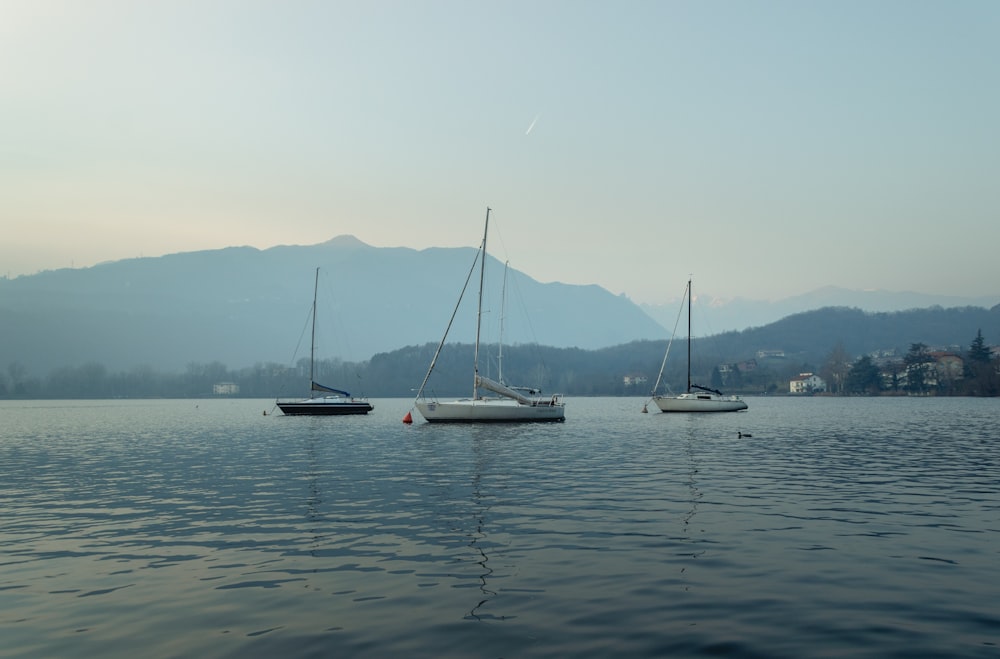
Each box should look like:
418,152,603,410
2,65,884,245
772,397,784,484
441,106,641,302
416,398,565,423
277,397,373,416
653,393,747,413
652,278,749,414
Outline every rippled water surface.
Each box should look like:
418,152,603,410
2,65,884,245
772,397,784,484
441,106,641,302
2,397,998,657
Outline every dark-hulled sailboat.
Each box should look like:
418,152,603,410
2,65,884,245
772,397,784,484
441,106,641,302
276,268,373,416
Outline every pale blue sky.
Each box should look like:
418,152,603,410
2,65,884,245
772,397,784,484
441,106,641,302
3,0,998,303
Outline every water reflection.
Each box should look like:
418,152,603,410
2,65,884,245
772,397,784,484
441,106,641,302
304,436,322,559
4,398,998,658
466,469,496,620
466,435,497,621
678,431,704,594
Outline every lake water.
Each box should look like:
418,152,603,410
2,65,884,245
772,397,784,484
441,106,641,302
2,397,998,658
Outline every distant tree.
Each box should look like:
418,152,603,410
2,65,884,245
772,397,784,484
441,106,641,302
964,329,998,396
728,365,744,390
967,329,992,367
8,361,26,385
903,343,933,394
183,361,232,396
845,355,882,395
711,366,723,390
882,359,904,393
122,364,159,397
7,362,28,396
820,342,851,394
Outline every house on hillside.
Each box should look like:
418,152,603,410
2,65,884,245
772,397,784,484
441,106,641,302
213,382,240,395
623,374,648,387
894,351,966,391
931,352,964,387
789,372,826,394
719,359,757,375
931,352,963,376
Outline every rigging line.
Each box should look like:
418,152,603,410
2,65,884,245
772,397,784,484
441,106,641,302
486,208,511,270
472,209,490,399
648,279,689,401
478,209,510,378
287,303,314,367
499,260,508,385
503,261,554,389
486,209,547,374
317,268,364,388
309,266,319,386
275,296,316,401
412,240,485,404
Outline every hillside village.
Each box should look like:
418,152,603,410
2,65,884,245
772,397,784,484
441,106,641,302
625,337,1000,397
9,327,998,400
3,251,998,400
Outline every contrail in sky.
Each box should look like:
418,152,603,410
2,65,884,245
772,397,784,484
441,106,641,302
525,114,540,135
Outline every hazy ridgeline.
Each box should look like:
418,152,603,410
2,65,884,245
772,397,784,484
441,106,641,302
3,309,998,398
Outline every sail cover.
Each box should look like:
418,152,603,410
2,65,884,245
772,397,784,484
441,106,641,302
312,381,351,397
475,375,534,405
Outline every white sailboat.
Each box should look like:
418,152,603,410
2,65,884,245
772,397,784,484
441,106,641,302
650,278,747,413
276,268,373,416
407,208,565,423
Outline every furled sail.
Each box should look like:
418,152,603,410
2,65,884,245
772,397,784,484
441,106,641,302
312,381,351,397
475,375,534,405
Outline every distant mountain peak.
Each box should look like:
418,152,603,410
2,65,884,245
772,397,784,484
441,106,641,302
321,235,372,249
1,238,668,373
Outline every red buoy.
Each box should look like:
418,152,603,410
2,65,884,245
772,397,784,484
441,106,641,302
402,411,413,424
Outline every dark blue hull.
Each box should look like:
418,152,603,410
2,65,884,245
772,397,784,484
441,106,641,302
277,402,373,416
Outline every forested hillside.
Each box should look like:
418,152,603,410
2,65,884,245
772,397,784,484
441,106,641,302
4,305,997,398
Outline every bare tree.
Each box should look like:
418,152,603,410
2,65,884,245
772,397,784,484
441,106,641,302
820,342,851,395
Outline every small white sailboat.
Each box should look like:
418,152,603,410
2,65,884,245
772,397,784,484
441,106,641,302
650,278,747,413
276,268,373,416
407,208,565,423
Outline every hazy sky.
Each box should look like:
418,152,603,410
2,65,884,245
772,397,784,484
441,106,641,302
3,0,998,304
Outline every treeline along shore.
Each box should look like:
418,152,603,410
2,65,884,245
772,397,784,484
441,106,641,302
4,314,998,399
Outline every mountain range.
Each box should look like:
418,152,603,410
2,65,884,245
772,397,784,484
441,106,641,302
641,287,1000,335
0,236,666,375
2,236,997,377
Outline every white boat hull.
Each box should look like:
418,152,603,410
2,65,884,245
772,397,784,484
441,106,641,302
412,209,567,425
416,397,565,423
653,393,747,413
651,279,749,414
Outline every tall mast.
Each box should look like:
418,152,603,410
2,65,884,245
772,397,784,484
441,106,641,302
499,260,509,385
310,267,319,388
472,207,490,398
686,278,692,393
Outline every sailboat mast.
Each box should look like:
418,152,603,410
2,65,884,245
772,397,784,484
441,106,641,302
686,278,692,393
499,260,509,385
472,207,490,398
309,267,320,388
